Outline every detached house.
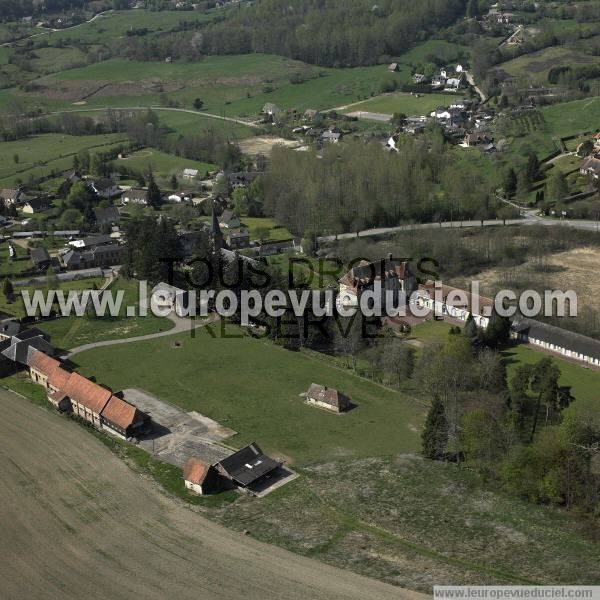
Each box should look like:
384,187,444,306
122,188,149,205
306,384,350,413
581,155,600,179
22,197,51,213
219,209,241,229
0,188,22,207
182,168,199,180
89,178,122,200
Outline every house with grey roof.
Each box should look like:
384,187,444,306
30,246,51,271
511,317,600,367
94,206,120,226
122,188,149,205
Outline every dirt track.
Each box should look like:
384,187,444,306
0,389,421,600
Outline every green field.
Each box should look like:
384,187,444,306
341,91,464,118
39,278,174,350
540,97,600,139
3,276,104,319
0,132,127,186
241,217,293,242
72,324,425,465
500,46,600,84
0,53,400,118
115,148,215,179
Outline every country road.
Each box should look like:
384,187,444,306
50,106,259,128
1,10,112,47
318,212,600,243
0,390,421,600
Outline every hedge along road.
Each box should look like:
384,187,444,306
0,389,423,600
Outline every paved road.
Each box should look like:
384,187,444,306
318,213,600,242
64,311,218,358
51,106,259,128
0,389,419,600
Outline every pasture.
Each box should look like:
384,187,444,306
114,148,215,179
0,132,128,186
72,324,425,466
341,92,464,118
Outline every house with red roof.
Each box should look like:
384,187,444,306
183,458,221,495
100,395,151,440
306,383,350,413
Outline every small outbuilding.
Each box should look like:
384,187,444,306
306,383,350,413
216,443,281,493
183,458,221,495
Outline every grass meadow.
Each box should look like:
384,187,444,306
342,91,464,117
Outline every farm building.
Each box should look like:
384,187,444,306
62,372,113,427
306,384,350,413
100,395,152,440
182,168,199,180
414,282,494,328
27,350,61,388
22,197,51,214
511,317,600,367
30,247,51,271
183,458,221,495
122,188,149,205
0,319,21,341
216,443,281,493
0,188,22,206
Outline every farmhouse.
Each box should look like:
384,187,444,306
89,178,122,200
122,188,149,205
227,228,250,250
0,318,21,341
62,372,112,427
216,443,281,493
182,168,199,180
151,282,191,315
94,206,120,226
306,383,350,413
511,317,600,367
183,458,221,495
100,395,152,440
388,63,400,72
412,73,429,84
26,349,61,388
414,282,494,328
30,247,51,271
22,197,51,214
1,188,22,207
338,256,417,311
219,209,241,229
580,155,600,179
461,132,493,147
321,131,342,144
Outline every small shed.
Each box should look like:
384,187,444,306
183,458,221,495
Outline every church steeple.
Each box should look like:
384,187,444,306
211,199,225,250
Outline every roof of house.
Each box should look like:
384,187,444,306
418,281,495,313
219,209,239,225
101,395,145,430
26,349,61,376
63,372,112,414
30,246,51,266
0,188,21,200
48,365,71,390
24,197,50,210
183,457,211,485
307,383,344,409
581,155,600,174
123,188,148,201
13,327,48,343
228,228,249,240
339,258,414,290
217,443,281,486
94,206,120,224
183,168,199,176
512,317,600,360
0,318,21,337
1,336,54,364
91,178,118,192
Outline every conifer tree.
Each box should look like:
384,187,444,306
422,395,449,460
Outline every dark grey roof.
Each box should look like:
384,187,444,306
24,197,50,211
94,206,120,225
512,317,600,360
2,336,54,364
0,318,21,337
13,327,49,343
217,443,280,487
30,247,50,266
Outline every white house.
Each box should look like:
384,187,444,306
511,317,600,367
413,282,494,329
